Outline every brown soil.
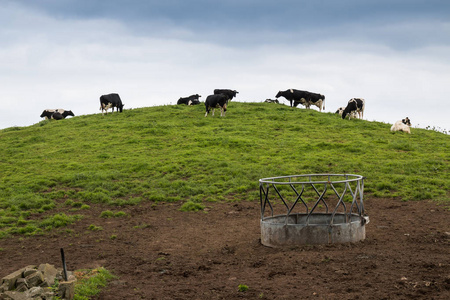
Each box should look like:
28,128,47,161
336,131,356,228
1,198,449,299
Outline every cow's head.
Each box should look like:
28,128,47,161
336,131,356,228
402,117,411,126
275,91,282,98
66,110,75,117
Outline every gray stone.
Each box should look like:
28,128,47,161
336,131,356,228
26,286,45,298
1,265,36,291
2,291,29,300
14,279,27,293
57,279,77,300
0,282,9,293
38,264,58,287
22,268,36,278
24,272,43,288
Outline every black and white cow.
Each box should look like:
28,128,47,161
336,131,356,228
265,99,279,104
391,117,412,134
335,107,356,118
275,89,309,108
205,94,228,117
40,110,63,120
177,94,201,105
99,93,124,115
213,89,239,102
342,98,365,120
40,109,75,119
306,92,326,111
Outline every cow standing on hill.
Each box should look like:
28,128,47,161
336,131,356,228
342,98,365,120
205,94,228,117
336,107,356,119
306,92,326,111
213,89,239,102
100,93,124,115
275,89,309,108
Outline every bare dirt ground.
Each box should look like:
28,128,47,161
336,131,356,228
1,198,449,299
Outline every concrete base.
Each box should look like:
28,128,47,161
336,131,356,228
261,213,368,247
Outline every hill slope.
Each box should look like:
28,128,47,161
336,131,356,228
0,102,449,237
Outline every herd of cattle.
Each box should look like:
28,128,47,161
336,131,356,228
40,88,412,133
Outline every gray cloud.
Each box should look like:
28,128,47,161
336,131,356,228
0,1,449,131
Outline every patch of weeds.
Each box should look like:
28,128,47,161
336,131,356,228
39,214,81,230
238,284,249,292
100,210,127,218
74,267,115,300
110,235,117,240
179,201,205,212
99,211,114,218
133,223,152,229
88,224,103,231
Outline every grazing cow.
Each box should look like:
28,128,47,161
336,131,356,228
41,109,75,119
99,93,124,115
205,94,228,117
306,92,326,111
213,89,239,102
275,89,309,108
335,107,357,119
335,107,345,115
391,117,412,134
177,94,201,105
342,98,365,120
265,99,279,104
40,110,63,120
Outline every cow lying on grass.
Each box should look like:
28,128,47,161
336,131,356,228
40,109,75,120
177,94,201,105
391,117,411,134
265,99,279,103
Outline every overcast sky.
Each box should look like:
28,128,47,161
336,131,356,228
1,0,449,131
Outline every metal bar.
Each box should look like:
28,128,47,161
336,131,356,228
60,248,68,281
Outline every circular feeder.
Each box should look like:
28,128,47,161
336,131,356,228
259,174,369,247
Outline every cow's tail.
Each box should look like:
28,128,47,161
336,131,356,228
323,99,325,111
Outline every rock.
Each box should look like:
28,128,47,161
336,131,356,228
25,286,45,298
2,290,29,300
1,269,25,291
22,268,36,278
0,264,75,300
14,278,28,293
38,263,58,286
24,271,44,288
57,278,77,300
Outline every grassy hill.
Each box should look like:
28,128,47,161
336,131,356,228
0,102,449,238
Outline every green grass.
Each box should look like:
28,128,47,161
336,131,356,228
0,102,449,237
74,268,115,300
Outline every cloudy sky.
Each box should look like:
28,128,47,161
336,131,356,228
1,0,449,131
